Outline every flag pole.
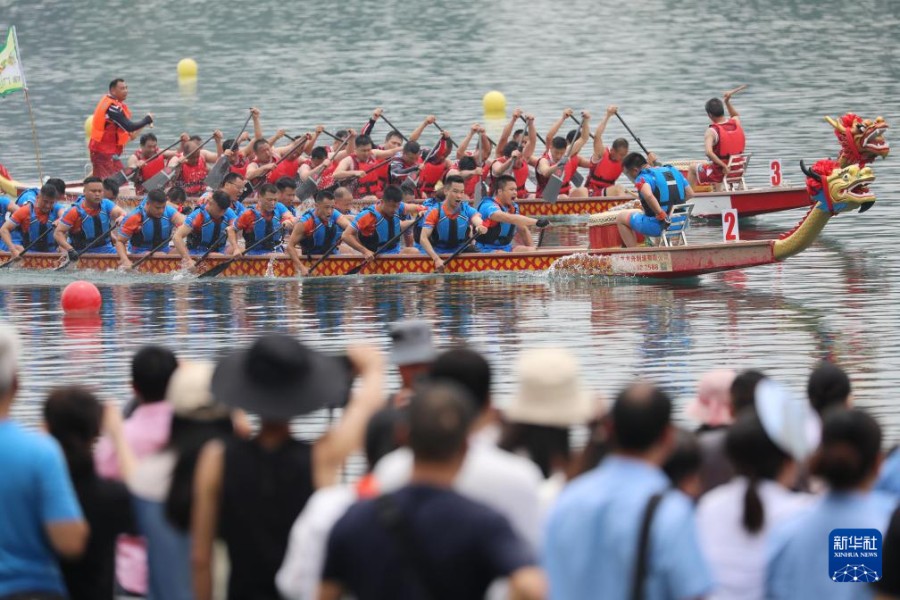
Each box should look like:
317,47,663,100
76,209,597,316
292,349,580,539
12,27,44,182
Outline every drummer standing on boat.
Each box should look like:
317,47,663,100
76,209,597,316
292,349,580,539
89,79,154,179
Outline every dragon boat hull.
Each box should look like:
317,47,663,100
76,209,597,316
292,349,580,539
0,240,779,279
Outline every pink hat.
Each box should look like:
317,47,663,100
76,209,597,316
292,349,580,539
685,369,737,427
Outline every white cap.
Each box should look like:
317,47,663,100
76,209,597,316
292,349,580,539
755,379,822,461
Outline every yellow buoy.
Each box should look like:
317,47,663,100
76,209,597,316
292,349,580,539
84,115,93,138
177,58,198,79
482,90,507,118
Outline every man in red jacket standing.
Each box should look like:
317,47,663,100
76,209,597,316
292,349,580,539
89,78,154,179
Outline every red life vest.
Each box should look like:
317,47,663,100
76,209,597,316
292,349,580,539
710,118,746,175
419,160,448,198
176,159,208,196
535,152,579,197
352,156,387,198
229,154,249,177
487,157,529,198
587,147,624,194
267,156,302,184
248,154,276,187
132,149,166,194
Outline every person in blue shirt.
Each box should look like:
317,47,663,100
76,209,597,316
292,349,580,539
418,174,487,271
616,152,695,247
342,185,425,259
476,174,549,252
0,184,63,257
0,323,89,598
114,189,186,268
766,409,897,600
231,183,295,255
173,190,239,262
286,189,353,275
543,382,714,600
55,176,127,259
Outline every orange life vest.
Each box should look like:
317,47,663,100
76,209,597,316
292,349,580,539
89,95,132,153
587,147,624,194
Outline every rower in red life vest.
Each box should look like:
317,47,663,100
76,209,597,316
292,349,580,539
298,147,335,194
332,135,395,200
127,133,180,195
265,133,311,185
389,141,424,187
486,112,537,198
535,110,591,199
415,132,455,199
576,105,632,197
166,133,222,197
447,124,492,199
88,78,153,179
689,90,746,190
361,108,434,152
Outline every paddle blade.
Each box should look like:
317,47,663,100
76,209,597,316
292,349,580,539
345,261,367,276
474,180,484,202
400,178,417,195
571,170,585,188
206,157,230,189
296,178,318,201
144,168,173,192
110,170,129,187
542,175,563,204
198,259,232,279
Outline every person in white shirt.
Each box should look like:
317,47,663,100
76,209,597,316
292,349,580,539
375,348,544,551
697,380,818,600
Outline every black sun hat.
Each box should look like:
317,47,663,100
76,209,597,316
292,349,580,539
211,335,351,421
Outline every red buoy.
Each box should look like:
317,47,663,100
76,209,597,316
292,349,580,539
61,281,102,314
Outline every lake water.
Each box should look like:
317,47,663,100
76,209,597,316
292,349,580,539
0,0,898,438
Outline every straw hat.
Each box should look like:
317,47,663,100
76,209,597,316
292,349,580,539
685,369,737,427
167,361,230,421
504,348,592,427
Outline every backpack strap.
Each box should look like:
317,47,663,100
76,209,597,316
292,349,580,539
630,491,666,600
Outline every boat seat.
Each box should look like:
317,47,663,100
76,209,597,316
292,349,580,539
658,203,693,247
723,154,751,191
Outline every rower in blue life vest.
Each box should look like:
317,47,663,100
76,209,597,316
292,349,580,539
0,183,62,257
418,174,488,272
173,190,239,265
342,185,424,260
232,183,295,255
476,174,550,252
285,189,354,275
113,189,186,268
616,153,694,248
54,176,127,259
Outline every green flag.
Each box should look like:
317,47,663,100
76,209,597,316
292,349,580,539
0,27,26,98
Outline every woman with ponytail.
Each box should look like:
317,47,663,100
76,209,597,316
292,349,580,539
696,406,810,600
44,386,137,600
766,408,896,600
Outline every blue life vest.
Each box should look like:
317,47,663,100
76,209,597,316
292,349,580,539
299,208,342,254
17,203,58,252
476,197,518,248
242,203,291,251
413,198,441,242
428,204,474,251
67,198,116,250
637,166,687,216
357,206,404,252
186,207,235,251
16,188,66,223
127,205,177,251
0,196,9,229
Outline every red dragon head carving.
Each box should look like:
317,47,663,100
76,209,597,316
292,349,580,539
825,113,889,167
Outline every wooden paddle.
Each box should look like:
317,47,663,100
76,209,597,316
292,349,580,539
725,84,748,97
305,234,344,276
0,224,56,268
129,231,176,271
144,134,216,192
614,112,651,156
400,137,444,194
519,115,547,146
345,214,422,275
206,112,253,189
541,134,581,204
190,230,229,271
296,135,352,201
54,224,118,271
198,224,285,279
378,115,409,143
435,228,478,273
110,137,183,187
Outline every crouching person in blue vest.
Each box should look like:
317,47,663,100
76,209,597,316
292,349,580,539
616,153,694,248
476,174,550,252
231,183,295,256
113,189,186,269
172,190,239,269
285,189,354,276
54,176,127,261
418,175,488,272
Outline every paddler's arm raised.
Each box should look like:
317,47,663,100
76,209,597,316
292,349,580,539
522,115,537,161
492,149,522,178
456,123,479,160
305,125,324,155
408,115,435,143
495,108,522,159
592,105,617,161
723,88,741,121
250,107,263,141
545,108,573,150
570,110,591,156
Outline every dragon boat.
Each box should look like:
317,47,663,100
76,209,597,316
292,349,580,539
0,161,877,279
